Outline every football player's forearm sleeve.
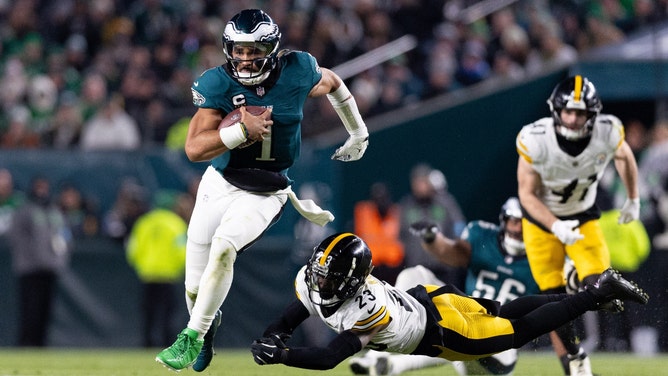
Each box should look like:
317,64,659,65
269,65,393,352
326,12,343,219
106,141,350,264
326,84,367,137
262,299,310,337
283,330,362,370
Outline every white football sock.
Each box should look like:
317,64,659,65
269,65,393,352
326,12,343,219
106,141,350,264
187,237,236,339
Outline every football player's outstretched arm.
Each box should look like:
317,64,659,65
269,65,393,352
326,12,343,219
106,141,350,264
426,234,472,267
409,221,471,267
261,299,310,337
252,319,385,370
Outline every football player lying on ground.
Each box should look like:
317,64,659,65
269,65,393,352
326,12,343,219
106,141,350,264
250,232,648,371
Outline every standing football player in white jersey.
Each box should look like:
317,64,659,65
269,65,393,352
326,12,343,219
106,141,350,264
516,75,640,376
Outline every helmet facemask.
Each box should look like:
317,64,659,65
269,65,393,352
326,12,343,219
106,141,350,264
547,75,602,140
499,197,525,256
306,256,362,307
223,9,281,86
305,233,373,307
502,232,525,256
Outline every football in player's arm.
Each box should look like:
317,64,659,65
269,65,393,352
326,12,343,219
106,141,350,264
250,232,648,371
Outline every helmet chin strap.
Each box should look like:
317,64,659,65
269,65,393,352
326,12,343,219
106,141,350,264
503,235,525,256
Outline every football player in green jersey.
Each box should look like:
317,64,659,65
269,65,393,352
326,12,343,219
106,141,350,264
156,9,369,372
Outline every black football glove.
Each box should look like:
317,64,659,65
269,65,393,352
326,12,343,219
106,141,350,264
251,334,289,365
409,221,440,244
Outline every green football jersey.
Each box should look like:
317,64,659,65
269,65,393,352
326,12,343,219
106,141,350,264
464,221,539,304
191,50,322,175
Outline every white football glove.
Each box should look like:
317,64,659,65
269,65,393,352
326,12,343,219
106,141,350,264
331,135,368,161
618,197,640,224
551,220,584,245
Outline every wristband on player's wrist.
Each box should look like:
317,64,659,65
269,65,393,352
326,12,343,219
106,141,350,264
219,122,248,149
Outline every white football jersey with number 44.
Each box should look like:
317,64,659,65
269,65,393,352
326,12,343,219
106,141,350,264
516,114,624,216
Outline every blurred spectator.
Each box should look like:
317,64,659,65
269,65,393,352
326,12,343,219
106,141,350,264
399,163,467,289
367,56,423,116
79,93,141,150
354,181,404,285
164,117,191,152
488,50,525,84
0,58,29,112
422,23,460,99
486,7,522,67
349,69,383,116
126,190,194,347
119,45,158,126
57,181,100,238
158,66,196,119
455,39,491,87
43,92,84,149
8,175,73,346
500,27,532,71
79,72,110,122
1,105,40,148
27,74,59,135
102,177,149,243
19,33,46,77
525,13,578,74
127,0,180,47
0,168,24,238
583,12,626,49
625,118,650,158
141,98,172,145
623,0,664,33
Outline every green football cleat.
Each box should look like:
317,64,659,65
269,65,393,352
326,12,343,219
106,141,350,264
155,328,203,371
193,310,222,372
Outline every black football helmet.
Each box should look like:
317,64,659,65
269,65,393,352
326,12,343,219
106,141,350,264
222,9,281,86
305,233,373,307
499,197,525,256
547,75,602,140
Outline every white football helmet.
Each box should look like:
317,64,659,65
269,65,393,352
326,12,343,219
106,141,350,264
222,9,281,86
499,197,525,256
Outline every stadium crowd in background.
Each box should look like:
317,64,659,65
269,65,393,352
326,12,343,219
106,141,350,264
1,0,668,147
